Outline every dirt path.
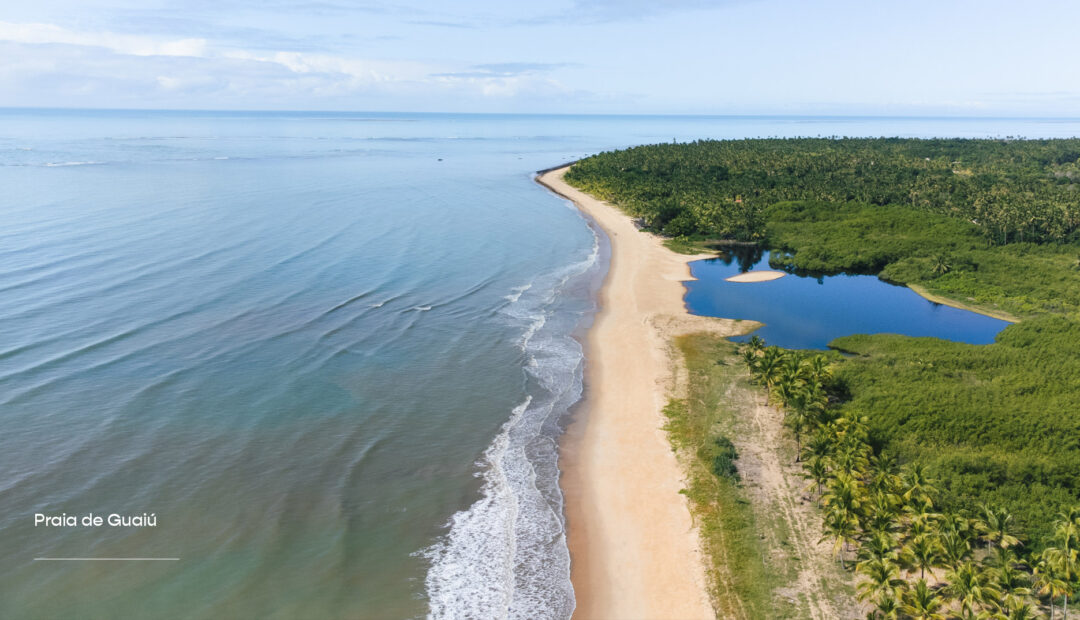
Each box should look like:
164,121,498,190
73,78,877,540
726,377,862,619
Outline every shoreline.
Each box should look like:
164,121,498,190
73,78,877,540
906,283,1020,323
537,166,741,619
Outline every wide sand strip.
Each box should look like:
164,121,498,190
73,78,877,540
538,167,740,619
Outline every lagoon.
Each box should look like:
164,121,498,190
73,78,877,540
684,249,1012,350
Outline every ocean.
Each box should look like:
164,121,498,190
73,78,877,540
2,110,1079,619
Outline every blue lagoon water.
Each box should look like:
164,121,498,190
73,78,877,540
685,251,1012,350
1,111,1078,618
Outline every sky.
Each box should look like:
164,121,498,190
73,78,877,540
0,0,1077,115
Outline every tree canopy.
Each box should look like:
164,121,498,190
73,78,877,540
566,138,1080,244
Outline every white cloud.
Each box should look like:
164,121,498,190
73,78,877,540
0,21,208,57
0,20,577,109
222,49,431,84
431,74,571,99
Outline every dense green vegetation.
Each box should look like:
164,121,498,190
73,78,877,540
831,317,1080,547
742,338,1080,618
565,138,1080,244
764,201,1080,319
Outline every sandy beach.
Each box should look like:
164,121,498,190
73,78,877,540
538,166,741,619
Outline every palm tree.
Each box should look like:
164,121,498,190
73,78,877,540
900,463,938,507
1048,508,1080,620
864,492,902,538
801,428,833,464
940,512,977,539
1055,507,1080,551
830,441,871,478
739,343,759,371
802,456,830,499
870,591,901,619
782,353,809,379
772,377,800,409
905,497,941,533
755,347,784,388
946,561,1003,619
1033,552,1069,620
989,553,1031,611
939,530,973,571
1000,599,1041,620
857,557,905,605
1041,547,1076,620
739,336,765,370
868,454,901,496
822,472,866,519
908,517,932,540
821,505,860,570
802,384,828,426
931,254,952,275
807,354,833,384
902,534,943,581
981,505,1022,553
900,579,946,620
784,385,822,460
859,529,901,564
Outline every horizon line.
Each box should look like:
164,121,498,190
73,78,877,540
3,106,1080,121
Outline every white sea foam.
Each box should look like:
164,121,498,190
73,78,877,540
43,161,103,167
518,314,547,352
504,283,532,303
422,221,602,619
422,397,528,618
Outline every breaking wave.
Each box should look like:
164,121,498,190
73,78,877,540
421,218,602,619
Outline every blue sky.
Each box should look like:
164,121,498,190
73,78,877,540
1,0,1077,114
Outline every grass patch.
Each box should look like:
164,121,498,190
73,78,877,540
662,236,741,255
664,334,790,618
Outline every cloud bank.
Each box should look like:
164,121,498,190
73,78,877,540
0,18,576,110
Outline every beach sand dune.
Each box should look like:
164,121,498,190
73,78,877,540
539,167,743,620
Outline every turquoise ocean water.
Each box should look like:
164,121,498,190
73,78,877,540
2,111,1079,619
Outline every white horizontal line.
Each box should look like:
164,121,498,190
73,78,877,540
34,558,179,561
